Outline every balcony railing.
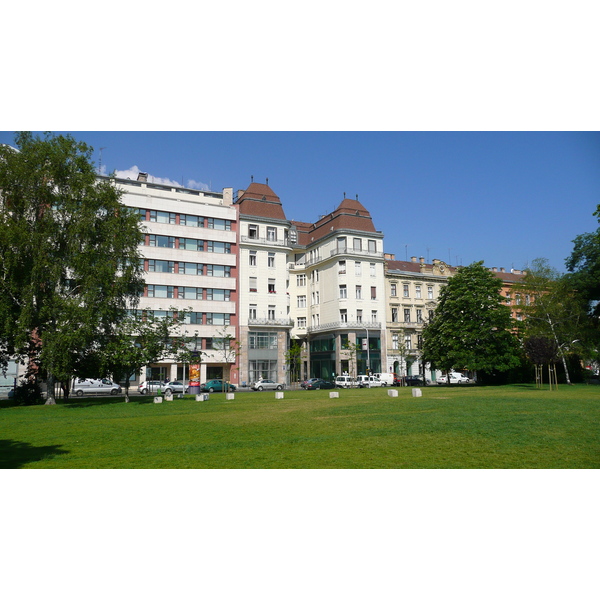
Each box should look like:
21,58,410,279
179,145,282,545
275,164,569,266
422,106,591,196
241,235,288,247
307,321,381,333
248,318,294,328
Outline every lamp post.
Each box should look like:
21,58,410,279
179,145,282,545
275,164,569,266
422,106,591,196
363,326,370,375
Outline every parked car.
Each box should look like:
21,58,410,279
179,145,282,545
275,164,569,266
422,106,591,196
404,376,424,386
305,378,335,390
301,378,321,389
250,379,284,391
437,372,470,384
335,375,356,388
373,373,394,386
164,381,185,393
138,380,165,394
198,379,236,393
356,375,382,388
72,378,121,396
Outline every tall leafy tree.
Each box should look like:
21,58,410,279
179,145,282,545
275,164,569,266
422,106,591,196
421,261,520,379
0,132,144,403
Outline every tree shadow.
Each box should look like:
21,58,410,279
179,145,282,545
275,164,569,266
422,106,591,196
0,439,69,468
61,395,154,408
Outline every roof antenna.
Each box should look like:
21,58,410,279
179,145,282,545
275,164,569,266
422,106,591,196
356,194,359,201
251,175,254,183
266,177,269,185
343,191,346,199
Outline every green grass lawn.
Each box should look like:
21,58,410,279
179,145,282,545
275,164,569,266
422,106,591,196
1,384,599,468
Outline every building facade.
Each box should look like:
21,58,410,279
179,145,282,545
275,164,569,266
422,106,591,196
114,173,238,386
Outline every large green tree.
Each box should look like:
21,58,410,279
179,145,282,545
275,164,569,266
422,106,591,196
0,132,144,403
421,261,520,379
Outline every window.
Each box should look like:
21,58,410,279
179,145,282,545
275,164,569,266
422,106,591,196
404,309,411,323
337,237,347,252
403,284,409,297
148,260,175,273
206,289,230,301
249,332,278,349
353,238,362,251
312,291,320,305
297,274,306,286
147,285,174,299
207,241,231,253
180,214,201,227
206,313,230,326
208,218,231,230
297,317,307,328
370,263,376,276
182,287,203,300
368,240,377,253
268,252,275,268
371,286,377,299
340,309,348,323
268,305,276,320
339,285,347,299
391,307,398,322
355,261,361,276
355,285,362,299
415,285,422,299
356,309,363,323
249,251,257,266
179,237,204,251
371,310,377,322
405,334,412,350
249,277,258,292
297,295,307,308
428,286,434,299
149,235,176,248
248,224,258,239
429,310,434,322
267,227,277,242
390,283,397,297
392,333,399,350
184,312,203,325
150,210,176,224
416,309,423,323
339,260,346,274
249,304,257,319
207,265,231,277
268,279,276,293
181,262,203,275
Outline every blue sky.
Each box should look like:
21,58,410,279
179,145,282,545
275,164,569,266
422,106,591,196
2,131,598,272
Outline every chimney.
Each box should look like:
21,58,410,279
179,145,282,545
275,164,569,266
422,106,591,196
419,257,425,264
137,172,148,182
500,267,505,273
411,256,417,263
384,253,395,260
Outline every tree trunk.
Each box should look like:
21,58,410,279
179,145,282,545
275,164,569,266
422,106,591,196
45,372,56,405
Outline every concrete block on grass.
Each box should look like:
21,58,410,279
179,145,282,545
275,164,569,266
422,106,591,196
275,391,284,399
226,393,235,400
412,388,422,397
154,396,163,403
387,389,398,398
329,392,339,398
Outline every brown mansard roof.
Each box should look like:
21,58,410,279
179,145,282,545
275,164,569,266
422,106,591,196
236,182,287,220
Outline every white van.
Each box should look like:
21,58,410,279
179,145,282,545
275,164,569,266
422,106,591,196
335,375,356,388
373,373,394,386
72,378,121,396
356,375,382,388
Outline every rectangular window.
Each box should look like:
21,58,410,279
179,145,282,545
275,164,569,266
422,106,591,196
207,241,231,254
417,309,423,323
179,238,204,251
392,307,398,322
268,252,275,268
340,309,348,323
356,309,362,323
338,260,346,274
415,285,422,299
184,312,203,325
392,333,399,350
339,285,347,299
337,237,347,252
371,310,377,322
182,287,202,299
206,313,230,326
149,235,176,248
249,251,257,266
208,218,231,230
403,284,410,297
353,238,362,251
429,310,434,322
370,263,376,277
207,265,231,277
371,286,377,299
249,332,278,350
180,214,201,227
267,227,277,242
249,304,257,319
368,240,377,253
405,334,412,350
148,260,175,273
355,285,362,299
355,261,361,276
182,262,203,275
297,295,307,308
268,305,276,320
296,317,306,328
248,224,259,239
404,309,411,323
428,286,434,299
249,277,258,292
268,279,276,293
391,283,397,297
296,274,306,286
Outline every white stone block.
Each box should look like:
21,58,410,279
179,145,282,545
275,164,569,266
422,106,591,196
154,396,163,403
329,392,339,398
196,394,209,402
226,393,235,400
412,388,422,397
388,389,398,397
275,392,284,399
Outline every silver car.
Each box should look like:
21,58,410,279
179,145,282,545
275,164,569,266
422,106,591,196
250,379,284,391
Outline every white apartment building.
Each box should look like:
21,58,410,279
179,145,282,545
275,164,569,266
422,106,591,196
235,182,293,386
114,173,238,386
288,197,386,380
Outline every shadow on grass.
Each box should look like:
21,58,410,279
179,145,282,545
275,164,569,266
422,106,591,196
60,395,156,408
0,439,69,468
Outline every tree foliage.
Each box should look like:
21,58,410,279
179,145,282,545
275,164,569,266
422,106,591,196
0,132,145,403
421,261,520,375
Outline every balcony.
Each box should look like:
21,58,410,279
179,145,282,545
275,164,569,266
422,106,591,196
248,318,294,328
241,235,288,247
307,321,382,333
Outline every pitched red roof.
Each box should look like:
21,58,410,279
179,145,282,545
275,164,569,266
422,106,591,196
236,182,287,220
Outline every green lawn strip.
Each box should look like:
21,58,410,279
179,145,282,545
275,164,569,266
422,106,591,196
1,385,599,468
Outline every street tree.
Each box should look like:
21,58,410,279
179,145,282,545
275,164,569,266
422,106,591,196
421,261,520,380
285,339,303,389
514,258,590,384
101,311,190,402
212,326,240,392
0,132,145,403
